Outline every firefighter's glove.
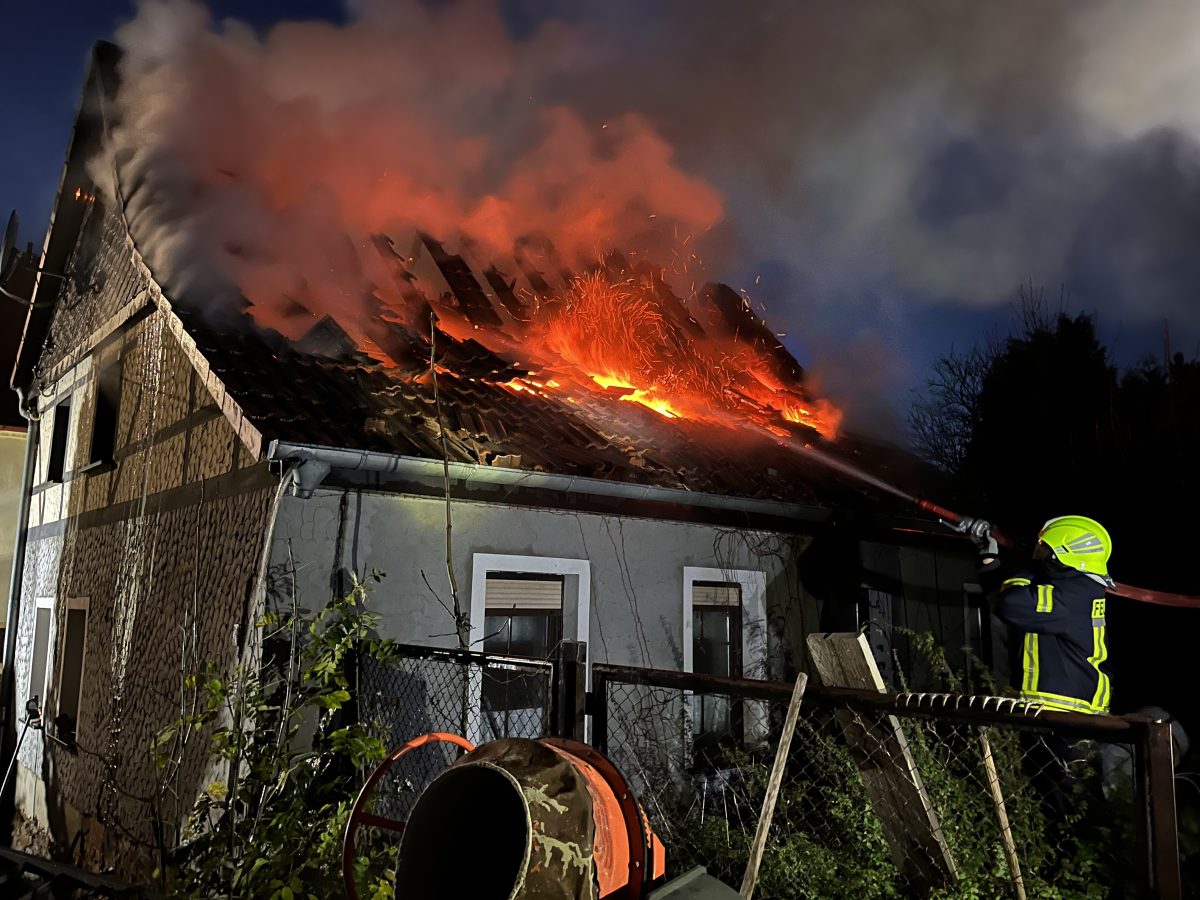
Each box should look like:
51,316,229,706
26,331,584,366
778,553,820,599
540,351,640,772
955,517,998,558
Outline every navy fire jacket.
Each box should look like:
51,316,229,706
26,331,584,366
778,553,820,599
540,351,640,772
981,559,1111,714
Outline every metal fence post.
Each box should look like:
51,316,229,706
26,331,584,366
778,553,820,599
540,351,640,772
1137,719,1182,898
590,667,609,754
554,640,588,741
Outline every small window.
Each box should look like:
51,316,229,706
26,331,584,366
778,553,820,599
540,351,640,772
692,582,743,741
55,598,89,744
27,599,53,715
482,574,563,736
89,360,122,465
483,574,564,658
46,401,70,483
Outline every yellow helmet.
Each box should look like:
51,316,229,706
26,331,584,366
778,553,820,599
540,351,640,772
1038,515,1113,580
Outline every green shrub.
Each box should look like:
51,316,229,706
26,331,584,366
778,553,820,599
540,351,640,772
157,572,400,899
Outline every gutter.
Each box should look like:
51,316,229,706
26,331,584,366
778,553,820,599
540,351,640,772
0,391,39,841
265,440,949,537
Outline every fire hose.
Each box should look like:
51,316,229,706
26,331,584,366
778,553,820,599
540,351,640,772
783,440,1200,609
913,498,1200,609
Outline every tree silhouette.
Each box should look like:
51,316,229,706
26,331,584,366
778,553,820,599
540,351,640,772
911,300,1200,592
911,298,1200,722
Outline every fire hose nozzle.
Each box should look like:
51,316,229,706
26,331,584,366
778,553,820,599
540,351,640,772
921,501,1014,548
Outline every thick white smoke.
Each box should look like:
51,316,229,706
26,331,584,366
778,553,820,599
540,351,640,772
107,0,722,337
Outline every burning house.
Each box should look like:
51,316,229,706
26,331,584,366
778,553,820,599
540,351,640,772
4,44,987,877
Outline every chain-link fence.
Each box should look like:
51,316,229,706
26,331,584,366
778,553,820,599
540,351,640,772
356,643,556,822
592,664,1181,899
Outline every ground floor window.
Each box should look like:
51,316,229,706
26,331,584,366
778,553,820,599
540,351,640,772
27,598,54,716
55,597,90,743
482,573,565,659
482,574,564,736
683,567,768,750
470,554,590,741
691,582,744,741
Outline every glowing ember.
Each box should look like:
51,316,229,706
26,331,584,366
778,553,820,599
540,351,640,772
281,235,842,442
621,391,681,419
527,270,841,437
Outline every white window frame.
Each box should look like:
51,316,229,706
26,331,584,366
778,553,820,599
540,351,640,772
683,567,769,749
27,597,56,712
55,596,90,725
469,554,591,744
470,554,590,650
682,567,767,677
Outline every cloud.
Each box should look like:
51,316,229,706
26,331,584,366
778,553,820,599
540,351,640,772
543,0,1200,333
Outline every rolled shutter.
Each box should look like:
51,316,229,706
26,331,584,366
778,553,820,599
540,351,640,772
485,577,564,611
693,583,741,608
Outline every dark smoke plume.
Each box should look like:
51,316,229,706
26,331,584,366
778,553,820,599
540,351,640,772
104,0,1200,420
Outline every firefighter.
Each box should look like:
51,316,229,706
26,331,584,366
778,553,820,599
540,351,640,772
958,514,1115,817
958,514,1113,714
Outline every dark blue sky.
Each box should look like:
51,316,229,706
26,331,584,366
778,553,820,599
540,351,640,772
1,1,1189,432
1,1,344,240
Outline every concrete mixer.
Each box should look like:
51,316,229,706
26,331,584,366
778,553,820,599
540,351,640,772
342,733,740,899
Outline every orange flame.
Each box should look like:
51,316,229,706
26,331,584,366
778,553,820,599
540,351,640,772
528,271,840,437
272,240,841,443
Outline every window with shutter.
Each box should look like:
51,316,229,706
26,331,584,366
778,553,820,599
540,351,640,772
692,582,742,742
482,574,564,735
683,567,769,754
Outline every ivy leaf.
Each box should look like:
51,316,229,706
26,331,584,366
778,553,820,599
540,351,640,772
316,689,351,709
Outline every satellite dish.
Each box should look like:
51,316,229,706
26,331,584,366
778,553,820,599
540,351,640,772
0,210,18,282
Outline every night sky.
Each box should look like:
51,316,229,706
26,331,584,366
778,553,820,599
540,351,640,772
2,1,1195,436
1,0,344,238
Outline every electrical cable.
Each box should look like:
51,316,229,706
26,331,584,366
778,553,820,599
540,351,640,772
0,705,41,798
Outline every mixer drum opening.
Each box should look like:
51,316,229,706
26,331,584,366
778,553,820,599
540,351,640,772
394,762,531,899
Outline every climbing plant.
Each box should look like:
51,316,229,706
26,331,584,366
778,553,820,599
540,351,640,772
156,571,400,899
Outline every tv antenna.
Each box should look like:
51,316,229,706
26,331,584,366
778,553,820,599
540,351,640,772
0,209,78,307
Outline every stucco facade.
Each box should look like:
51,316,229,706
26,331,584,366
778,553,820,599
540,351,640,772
9,200,278,876
272,487,811,678
269,486,984,679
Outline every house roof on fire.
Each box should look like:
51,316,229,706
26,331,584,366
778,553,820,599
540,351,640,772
13,43,948,529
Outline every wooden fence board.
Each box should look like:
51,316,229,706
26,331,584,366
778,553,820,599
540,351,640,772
806,632,957,890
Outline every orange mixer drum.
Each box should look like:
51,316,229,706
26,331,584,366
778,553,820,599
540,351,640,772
393,737,665,899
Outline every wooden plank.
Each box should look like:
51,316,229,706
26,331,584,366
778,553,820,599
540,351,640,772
740,673,808,899
806,632,958,890
978,726,1026,899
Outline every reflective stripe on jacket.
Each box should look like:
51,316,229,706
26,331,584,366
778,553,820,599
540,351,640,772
983,563,1111,714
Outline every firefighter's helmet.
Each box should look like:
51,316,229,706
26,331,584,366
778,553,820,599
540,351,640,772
1038,515,1113,583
